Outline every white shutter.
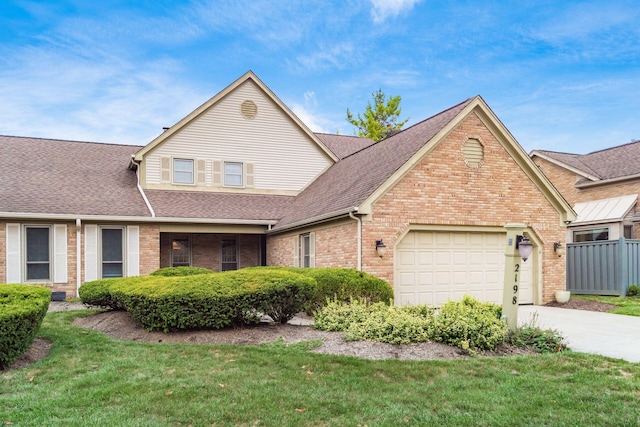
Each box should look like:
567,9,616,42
127,226,140,277
84,224,98,282
160,156,171,183
245,162,255,188
53,224,68,283
309,232,316,268
6,223,21,283
293,235,300,267
212,160,222,187
197,159,207,186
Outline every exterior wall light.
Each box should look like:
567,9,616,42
516,235,533,262
375,239,387,258
553,242,564,257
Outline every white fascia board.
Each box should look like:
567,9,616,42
0,212,278,225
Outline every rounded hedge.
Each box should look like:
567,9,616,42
246,267,393,313
150,266,214,277
0,285,51,369
109,269,316,331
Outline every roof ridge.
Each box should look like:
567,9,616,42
584,139,640,156
0,134,142,148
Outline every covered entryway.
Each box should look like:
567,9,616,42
395,230,533,306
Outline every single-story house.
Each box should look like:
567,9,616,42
1,71,575,305
531,142,640,243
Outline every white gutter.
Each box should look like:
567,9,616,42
575,173,640,189
0,212,278,225
349,211,362,270
75,218,81,297
267,207,359,234
134,161,156,218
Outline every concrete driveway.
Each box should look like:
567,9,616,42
519,305,640,363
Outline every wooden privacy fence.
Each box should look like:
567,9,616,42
567,238,640,296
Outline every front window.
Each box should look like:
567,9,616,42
25,226,50,281
174,158,194,184
221,237,238,271
300,233,311,268
573,228,609,243
624,225,633,239
102,228,124,278
171,234,191,267
224,162,243,187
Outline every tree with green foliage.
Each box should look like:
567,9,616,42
346,89,409,142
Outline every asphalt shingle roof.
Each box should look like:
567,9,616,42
145,190,294,221
0,135,150,217
315,133,375,159
536,140,640,181
273,98,473,230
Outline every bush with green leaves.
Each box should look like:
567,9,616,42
0,285,51,369
628,284,640,297
150,266,214,277
246,267,393,313
79,277,128,309
431,296,506,352
315,295,506,353
109,269,316,331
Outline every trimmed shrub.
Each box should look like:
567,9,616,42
628,284,640,297
110,269,316,331
432,296,506,353
150,266,214,277
246,267,393,313
79,278,126,309
0,285,51,369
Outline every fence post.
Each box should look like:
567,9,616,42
618,237,628,297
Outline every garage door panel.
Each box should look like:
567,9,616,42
396,230,534,306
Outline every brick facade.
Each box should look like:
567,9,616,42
267,113,568,303
160,232,262,271
533,157,640,239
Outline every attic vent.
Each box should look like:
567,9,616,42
463,138,484,168
241,100,258,119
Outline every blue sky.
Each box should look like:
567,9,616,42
1,0,639,154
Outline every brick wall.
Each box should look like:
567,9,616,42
139,224,160,276
533,157,640,206
363,112,567,303
534,157,640,239
160,232,262,271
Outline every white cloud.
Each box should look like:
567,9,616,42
370,0,423,24
295,42,358,72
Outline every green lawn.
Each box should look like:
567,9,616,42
575,294,640,316
2,310,640,427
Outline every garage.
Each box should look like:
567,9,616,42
395,230,533,307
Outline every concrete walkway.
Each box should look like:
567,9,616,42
519,305,640,363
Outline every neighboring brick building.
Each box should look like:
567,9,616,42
531,143,640,242
1,71,574,304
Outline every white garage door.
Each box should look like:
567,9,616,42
395,231,533,307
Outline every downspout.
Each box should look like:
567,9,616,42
76,218,81,297
349,210,362,271
134,160,155,218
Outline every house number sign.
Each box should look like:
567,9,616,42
511,263,520,305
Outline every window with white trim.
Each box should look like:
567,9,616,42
171,234,191,267
25,226,51,281
298,233,315,268
102,227,124,278
173,158,194,184
224,162,243,187
573,228,609,243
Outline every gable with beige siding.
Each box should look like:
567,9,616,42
142,79,333,195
